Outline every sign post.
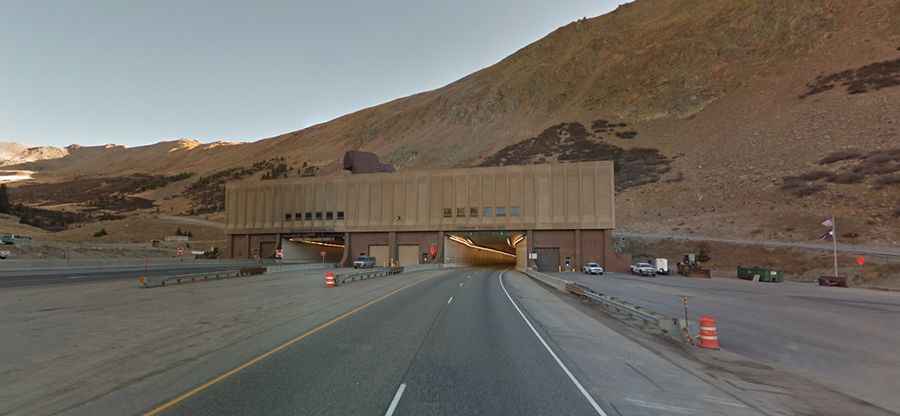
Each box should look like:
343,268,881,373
320,250,326,264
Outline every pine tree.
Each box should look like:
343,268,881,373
0,184,9,214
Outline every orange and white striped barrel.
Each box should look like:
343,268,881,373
324,271,336,288
697,315,720,349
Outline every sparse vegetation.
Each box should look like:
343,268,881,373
0,184,8,214
818,150,864,165
795,170,835,181
93,228,107,238
615,131,638,139
479,122,671,191
175,227,193,238
874,174,900,188
260,158,291,180
800,57,900,98
781,177,826,197
827,172,865,184
132,172,195,193
185,158,286,214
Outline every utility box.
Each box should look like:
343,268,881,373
737,266,783,283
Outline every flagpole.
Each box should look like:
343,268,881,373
832,215,839,277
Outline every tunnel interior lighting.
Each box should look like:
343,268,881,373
447,235,516,258
289,238,345,248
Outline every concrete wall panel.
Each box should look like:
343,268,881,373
227,161,613,235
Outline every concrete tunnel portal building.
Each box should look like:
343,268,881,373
225,160,627,272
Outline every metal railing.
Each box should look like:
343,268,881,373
333,267,404,286
524,269,682,336
138,267,267,288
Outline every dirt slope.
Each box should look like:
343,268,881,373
10,0,900,243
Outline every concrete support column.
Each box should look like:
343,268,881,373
437,231,445,263
246,235,252,260
388,231,397,266
526,229,535,270
574,229,582,270
339,232,351,267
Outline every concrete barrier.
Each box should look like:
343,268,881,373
522,268,685,338
138,267,267,288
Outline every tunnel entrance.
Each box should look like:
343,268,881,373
281,233,345,263
444,231,523,267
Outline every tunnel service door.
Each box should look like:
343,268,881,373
398,245,420,266
259,241,276,259
369,245,390,267
535,248,560,273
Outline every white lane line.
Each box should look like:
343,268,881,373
447,296,454,304
384,383,407,416
459,282,464,287
625,398,696,414
498,272,608,416
67,276,89,279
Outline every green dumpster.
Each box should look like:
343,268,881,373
737,266,783,283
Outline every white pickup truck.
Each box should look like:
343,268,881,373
630,262,657,277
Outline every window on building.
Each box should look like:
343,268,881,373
326,212,334,220
456,208,465,217
336,211,345,220
304,212,312,220
470,207,478,217
443,208,452,218
295,212,302,220
315,212,323,220
510,206,521,217
495,207,506,217
483,207,493,217
284,213,292,221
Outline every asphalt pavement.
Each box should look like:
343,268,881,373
557,271,900,412
160,268,601,416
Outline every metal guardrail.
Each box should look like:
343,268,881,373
523,269,682,337
334,266,404,286
138,267,267,288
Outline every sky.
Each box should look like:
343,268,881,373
1,1,627,148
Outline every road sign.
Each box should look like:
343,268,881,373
275,248,284,259
856,256,865,266
429,244,438,257
320,250,326,263
176,247,184,257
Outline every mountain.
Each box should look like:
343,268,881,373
0,142,68,166
10,0,900,243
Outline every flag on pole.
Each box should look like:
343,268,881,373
822,218,834,228
819,229,834,240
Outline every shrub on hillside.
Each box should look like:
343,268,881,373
93,228,107,237
827,172,865,184
818,150,864,165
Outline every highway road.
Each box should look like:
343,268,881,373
558,271,900,412
0,262,256,288
147,268,767,416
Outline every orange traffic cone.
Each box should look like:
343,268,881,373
697,315,720,349
325,271,336,288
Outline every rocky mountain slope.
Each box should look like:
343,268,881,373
0,142,67,166
8,0,900,244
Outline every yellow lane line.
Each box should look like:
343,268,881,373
144,276,434,416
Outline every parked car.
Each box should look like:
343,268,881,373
630,262,657,277
0,250,9,259
353,255,376,269
582,262,605,275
